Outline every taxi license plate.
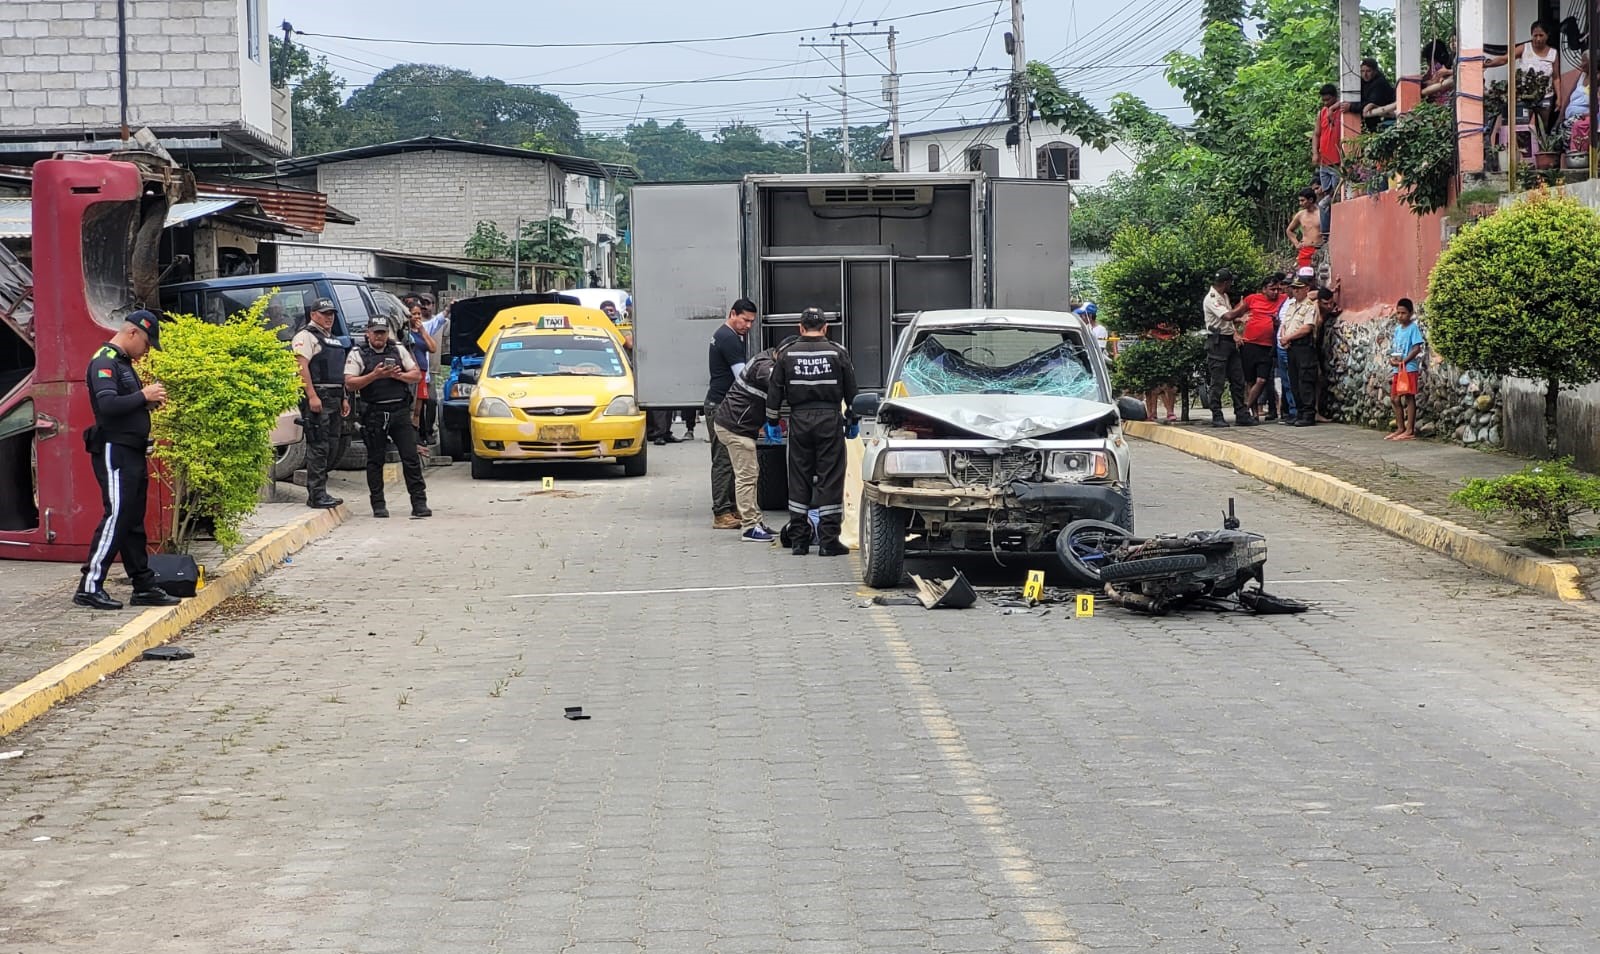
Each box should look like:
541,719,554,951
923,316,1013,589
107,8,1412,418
539,425,581,443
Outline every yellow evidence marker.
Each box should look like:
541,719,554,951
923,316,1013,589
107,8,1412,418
542,476,555,491
1023,570,1045,603
1076,594,1095,618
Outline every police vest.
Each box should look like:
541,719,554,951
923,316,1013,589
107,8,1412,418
308,331,346,391
356,342,411,405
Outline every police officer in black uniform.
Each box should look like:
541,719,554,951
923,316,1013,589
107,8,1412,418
75,310,183,610
291,299,347,509
344,321,431,519
764,307,858,556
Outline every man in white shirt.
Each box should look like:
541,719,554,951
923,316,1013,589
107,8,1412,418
1279,275,1320,427
1202,269,1258,427
1075,302,1110,353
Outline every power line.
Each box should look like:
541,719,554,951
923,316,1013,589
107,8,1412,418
908,0,1006,124
291,1,997,51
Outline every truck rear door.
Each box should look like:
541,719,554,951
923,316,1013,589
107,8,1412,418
985,178,1073,311
632,182,744,407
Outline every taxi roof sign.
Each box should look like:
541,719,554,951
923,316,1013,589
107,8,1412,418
536,314,572,330
479,303,627,352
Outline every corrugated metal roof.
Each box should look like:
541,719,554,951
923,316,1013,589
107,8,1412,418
196,177,341,232
276,136,639,181
0,196,244,238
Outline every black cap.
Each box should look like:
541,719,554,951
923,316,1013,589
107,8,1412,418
1214,268,1235,283
127,309,160,348
800,307,826,329
313,298,337,314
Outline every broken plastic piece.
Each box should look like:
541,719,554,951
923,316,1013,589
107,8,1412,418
563,706,591,721
909,570,978,609
0,750,23,761
141,646,194,661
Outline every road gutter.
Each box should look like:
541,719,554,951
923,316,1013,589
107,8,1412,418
1125,421,1587,602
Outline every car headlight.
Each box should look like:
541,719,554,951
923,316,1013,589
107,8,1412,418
450,382,476,399
1044,450,1111,481
884,449,946,476
475,396,513,418
602,395,640,416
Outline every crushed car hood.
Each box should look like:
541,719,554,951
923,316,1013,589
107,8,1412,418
880,394,1118,441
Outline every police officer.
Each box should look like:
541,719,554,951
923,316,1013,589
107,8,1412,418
764,307,857,557
344,322,431,519
74,310,182,610
291,299,348,509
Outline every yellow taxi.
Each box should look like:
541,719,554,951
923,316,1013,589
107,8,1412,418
467,304,648,479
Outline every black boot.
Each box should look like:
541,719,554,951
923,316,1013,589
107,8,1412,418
817,541,849,557
372,500,389,518
131,586,182,607
307,493,342,509
73,589,123,611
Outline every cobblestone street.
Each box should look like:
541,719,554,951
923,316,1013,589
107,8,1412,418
2,443,1598,954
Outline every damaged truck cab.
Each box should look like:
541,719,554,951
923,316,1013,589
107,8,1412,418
854,309,1149,589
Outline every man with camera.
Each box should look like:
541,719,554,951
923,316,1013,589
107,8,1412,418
345,322,431,519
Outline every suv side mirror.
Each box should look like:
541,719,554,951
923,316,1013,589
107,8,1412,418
1117,395,1149,422
851,391,882,419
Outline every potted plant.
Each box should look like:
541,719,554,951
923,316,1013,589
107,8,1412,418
1533,119,1565,170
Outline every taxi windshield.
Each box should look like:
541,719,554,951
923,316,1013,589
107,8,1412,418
487,334,626,378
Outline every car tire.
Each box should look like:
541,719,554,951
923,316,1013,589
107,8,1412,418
756,443,787,511
1116,484,1135,533
440,425,467,462
622,444,648,477
470,453,494,480
1098,553,1209,584
1056,519,1134,587
860,498,908,589
336,432,366,471
269,439,306,482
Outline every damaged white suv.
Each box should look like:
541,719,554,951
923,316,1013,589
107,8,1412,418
853,309,1149,588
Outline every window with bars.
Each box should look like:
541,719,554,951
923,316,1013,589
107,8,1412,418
1036,142,1080,180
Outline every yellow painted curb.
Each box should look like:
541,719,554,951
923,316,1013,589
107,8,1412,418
0,467,404,738
1125,421,1588,603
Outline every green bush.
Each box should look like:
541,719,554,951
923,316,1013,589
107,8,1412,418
1098,210,1266,336
1358,102,1455,214
140,296,302,552
1452,458,1600,545
1111,335,1205,395
1427,193,1600,454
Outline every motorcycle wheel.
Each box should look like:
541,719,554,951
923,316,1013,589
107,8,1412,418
1098,553,1209,584
1056,519,1135,587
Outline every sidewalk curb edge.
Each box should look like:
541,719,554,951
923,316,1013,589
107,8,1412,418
0,502,353,738
1125,421,1587,602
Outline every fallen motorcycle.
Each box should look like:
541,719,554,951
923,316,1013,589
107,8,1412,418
1055,500,1308,616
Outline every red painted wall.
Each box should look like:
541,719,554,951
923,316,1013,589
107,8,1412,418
1328,189,1446,316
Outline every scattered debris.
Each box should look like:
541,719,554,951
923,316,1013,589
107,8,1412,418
204,592,288,623
563,706,591,721
909,571,978,609
141,646,194,662
0,750,23,761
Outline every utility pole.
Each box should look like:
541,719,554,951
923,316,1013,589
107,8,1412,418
780,108,813,172
830,27,902,171
1009,0,1032,177
887,28,901,171
803,38,850,171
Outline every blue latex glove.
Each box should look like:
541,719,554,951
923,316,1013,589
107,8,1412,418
845,421,860,439
763,423,783,444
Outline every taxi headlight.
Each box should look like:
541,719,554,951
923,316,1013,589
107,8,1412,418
884,449,946,476
475,396,513,419
1044,450,1111,481
602,395,640,416
450,382,476,399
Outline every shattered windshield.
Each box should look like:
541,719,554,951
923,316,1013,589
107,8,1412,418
487,334,626,378
896,328,1101,399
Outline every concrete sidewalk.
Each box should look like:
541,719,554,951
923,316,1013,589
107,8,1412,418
0,466,394,733
1127,420,1594,601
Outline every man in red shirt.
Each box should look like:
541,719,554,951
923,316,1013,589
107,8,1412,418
1238,275,1285,419
1314,83,1345,236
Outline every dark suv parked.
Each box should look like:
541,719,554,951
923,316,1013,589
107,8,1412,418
161,271,414,480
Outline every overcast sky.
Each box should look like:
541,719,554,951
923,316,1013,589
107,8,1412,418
272,0,1231,140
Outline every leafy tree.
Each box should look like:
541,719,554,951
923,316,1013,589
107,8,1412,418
270,36,379,156
464,217,588,290
1427,194,1600,454
141,297,301,551
1097,211,1266,336
1028,62,1115,151
1357,101,1455,213
343,64,580,152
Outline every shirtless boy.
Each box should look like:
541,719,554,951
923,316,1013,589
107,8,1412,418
1287,188,1323,270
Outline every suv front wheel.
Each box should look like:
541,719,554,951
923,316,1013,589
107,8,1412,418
861,498,908,589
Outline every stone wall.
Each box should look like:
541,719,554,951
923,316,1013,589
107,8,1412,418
315,151,558,258
0,0,267,137
1323,306,1503,443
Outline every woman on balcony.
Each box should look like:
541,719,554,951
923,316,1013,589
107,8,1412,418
1488,21,1563,130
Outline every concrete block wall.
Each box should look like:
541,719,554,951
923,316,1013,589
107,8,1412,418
0,0,257,134
273,243,376,277
313,151,558,258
